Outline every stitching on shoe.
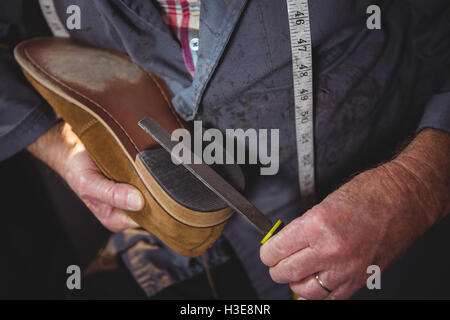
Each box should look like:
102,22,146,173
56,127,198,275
78,118,98,137
25,48,140,152
23,45,181,153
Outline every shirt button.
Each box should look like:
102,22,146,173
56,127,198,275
190,38,199,51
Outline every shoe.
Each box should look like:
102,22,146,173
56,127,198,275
14,37,244,257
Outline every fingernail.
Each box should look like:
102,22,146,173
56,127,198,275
126,190,144,211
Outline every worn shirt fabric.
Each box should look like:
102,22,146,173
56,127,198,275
155,0,201,75
1,0,449,299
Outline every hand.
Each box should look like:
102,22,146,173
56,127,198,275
260,129,449,300
27,121,144,232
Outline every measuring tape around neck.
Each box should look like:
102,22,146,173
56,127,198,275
39,0,316,211
39,0,70,38
287,0,316,211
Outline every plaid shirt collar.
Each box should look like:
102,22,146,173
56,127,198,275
156,0,201,76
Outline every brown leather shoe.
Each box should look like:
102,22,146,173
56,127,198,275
14,37,243,257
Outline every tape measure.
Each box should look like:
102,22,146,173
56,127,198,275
40,0,316,211
39,0,69,38
287,0,316,211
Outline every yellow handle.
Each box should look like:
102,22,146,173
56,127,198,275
260,220,283,245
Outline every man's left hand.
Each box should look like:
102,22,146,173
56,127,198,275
260,129,449,299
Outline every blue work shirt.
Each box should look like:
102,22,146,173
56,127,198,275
0,0,449,299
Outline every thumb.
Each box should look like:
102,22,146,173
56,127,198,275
77,169,145,212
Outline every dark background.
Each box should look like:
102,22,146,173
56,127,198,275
1,150,450,299
0,151,110,298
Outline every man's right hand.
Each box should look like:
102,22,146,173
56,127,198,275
27,121,144,232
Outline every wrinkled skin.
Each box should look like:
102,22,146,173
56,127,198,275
261,129,450,299
28,122,142,232
28,122,449,299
